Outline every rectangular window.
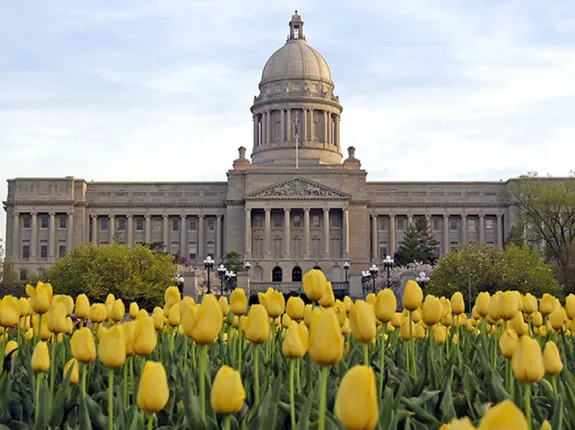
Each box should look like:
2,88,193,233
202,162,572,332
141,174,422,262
153,219,162,232
467,219,476,232
207,218,215,231
274,121,280,139
450,219,458,231
486,219,494,231
40,216,49,229
40,241,48,259
312,237,321,258
254,215,263,228
59,216,67,229
189,218,197,231
188,243,197,260
58,242,66,258
331,215,340,228
293,215,302,228
378,217,388,231
207,242,215,258
313,120,319,138
434,246,441,259
136,218,144,231
397,218,406,231
379,243,387,259
273,238,282,258
118,218,126,231
433,218,441,231
22,215,31,229
22,241,30,259
101,219,109,231
171,218,179,231
170,242,179,256
273,215,282,228
312,215,320,228
331,237,341,258
292,238,302,257
253,238,263,258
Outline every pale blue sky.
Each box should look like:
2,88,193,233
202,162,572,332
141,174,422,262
1,0,575,242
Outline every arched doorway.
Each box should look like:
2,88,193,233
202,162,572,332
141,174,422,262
292,266,302,282
272,266,283,282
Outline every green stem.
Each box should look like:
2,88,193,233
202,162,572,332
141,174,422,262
254,343,260,405
524,383,532,430
199,344,207,420
318,366,330,430
363,342,369,366
289,359,296,429
35,372,44,421
37,313,43,345
379,333,386,398
192,342,197,373
409,311,414,379
296,358,301,394
224,414,231,430
123,360,128,409
81,362,87,395
108,368,114,430
49,335,57,399
552,375,558,397
147,413,153,430
237,333,243,374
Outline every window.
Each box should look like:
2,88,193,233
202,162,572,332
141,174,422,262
397,218,406,231
101,219,109,231
274,215,282,228
379,243,387,259
171,218,179,231
22,215,31,229
292,267,302,282
486,219,494,231
450,219,458,231
433,218,441,231
59,216,67,229
253,238,264,258
188,243,197,260
40,241,48,259
273,238,282,258
40,216,49,229
378,217,387,231
313,120,319,138
331,215,340,228
58,242,66,258
153,219,162,232
274,121,280,139
207,242,215,258
136,218,144,231
312,215,320,228
331,237,341,258
207,218,215,231
272,267,283,282
434,246,441,259
189,218,197,231
118,218,126,231
312,237,321,257
292,238,302,257
170,242,179,256
293,215,302,228
22,241,30,259
254,215,263,228
467,219,476,232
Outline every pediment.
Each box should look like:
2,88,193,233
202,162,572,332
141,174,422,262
245,177,350,200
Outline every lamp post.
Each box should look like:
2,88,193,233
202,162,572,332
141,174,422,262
217,264,226,295
343,261,350,283
415,271,430,290
382,255,394,289
204,256,214,294
361,270,370,295
225,270,236,291
369,264,379,294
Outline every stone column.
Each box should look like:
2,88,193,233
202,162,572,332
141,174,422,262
264,208,271,258
67,212,74,254
280,109,285,142
327,114,332,144
443,214,450,254
283,208,291,258
479,214,485,242
244,209,252,258
371,214,378,262
127,215,134,247
303,208,311,258
302,108,308,143
162,214,169,251
335,115,340,147
253,115,258,147
198,215,205,259
30,212,37,258
497,214,503,246
144,215,151,243
323,111,328,145
216,215,222,261
48,212,55,260
309,109,314,141
109,215,115,242
323,208,330,257
265,111,271,144
389,214,396,254
12,212,19,258
180,214,187,258
342,208,350,258
286,109,291,141
91,215,98,244
461,214,467,243
407,214,414,227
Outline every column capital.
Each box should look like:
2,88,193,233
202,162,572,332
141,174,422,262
90,214,98,219
216,214,223,219
389,213,396,219
110,214,116,219
461,213,467,219
49,212,56,216
126,214,133,219
443,213,450,219
180,214,187,219
13,211,19,217
284,208,290,213
67,211,74,216
198,214,205,219
323,207,330,213
144,214,151,219
264,207,271,213
31,211,38,216
162,214,169,219
245,208,251,213
496,214,503,219
303,207,310,213
478,214,485,218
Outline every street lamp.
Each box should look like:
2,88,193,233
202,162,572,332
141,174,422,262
204,256,214,294
369,264,379,294
225,270,236,291
361,270,370,295
382,255,394,289
217,264,227,295
343,261,350,283
243,261,251,272
415,271,430,290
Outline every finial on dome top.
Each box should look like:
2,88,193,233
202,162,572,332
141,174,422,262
288,10,305,41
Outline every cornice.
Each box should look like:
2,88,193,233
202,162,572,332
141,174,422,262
6,200,76,206
87,203,226,209
368,202,508,208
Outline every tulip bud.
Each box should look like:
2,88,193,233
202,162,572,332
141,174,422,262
350,300,376,343
26,281,53,314
475,292,490,317
284,296,303,320
374,289,396,323
168,303,181,327
414,323,425,340
32,314,51,341
540,293,556,316
245,304,270,344
500,291,519,321
450,292,465,315
422,295,442,326
540,420,552,430
342,318,351,335
548,306,565,331
71,327,96,363
303,269,327,302
63,358,80,384
499,329,519,359
512,335,544,383
230,288,248,316
478,399,528,429
24,328,34,341
151,307,164,330
523,293,537,315
487,292,502,321
133,314,157,356
333,300,347,327
444,417,475,429
335,365,378,430
164,286,181,308
18,297,30,317
303,304,313,327
433,325,447,344
0,295,20,327
218,296,229,319
343,296,353,313
129,302,139,319
189,295,223,345
110,299,125,323
258,288,285,318
532,311,543,327
48,302,68,334
403,280,422,311
282,321,306,358
75,294,90,319
543,341,563,375
31,341,50,372
4,340,18,357
400,319,415,340
211,365,245,415
309,308,343,366
137,361,169,413
99,324,126,368
390,312,403,328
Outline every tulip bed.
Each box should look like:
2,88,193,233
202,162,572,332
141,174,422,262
1,272,575,429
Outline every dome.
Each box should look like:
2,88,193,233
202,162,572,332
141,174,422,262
261,40,332,84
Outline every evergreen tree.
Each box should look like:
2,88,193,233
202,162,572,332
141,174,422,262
395,217,440,266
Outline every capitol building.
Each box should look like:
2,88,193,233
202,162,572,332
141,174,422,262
3,12,518,295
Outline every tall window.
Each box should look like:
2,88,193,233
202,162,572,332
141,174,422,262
188,243,197,260
58,241,66,258
331,215,340,228
273,238,282,258
379,243,387,259
292,238,302,257
136,218,144,231
254,216,263,228
22,215,31,229
207,218,215,231
312,215,320,228
467,219,477,232
330,237,341,258
59,216,67,229
40,216,49,229
189,218,197,231
171,218,180,231
253,238,264,258
101,219,109,231
170,242,179,256
207,242,215,258
397,218,406,231
22,241,30,259
450,219,458,231
273,215,282,228
293,215,302,228
153,219,162,232
486,219,494,231
40,241,48,259
432,218,441,231
378,217,388,231
118,218,126,231
312,237,321,258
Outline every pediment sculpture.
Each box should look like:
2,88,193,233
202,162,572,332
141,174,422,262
246,178,349,200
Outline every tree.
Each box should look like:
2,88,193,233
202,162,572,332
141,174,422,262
503,173,575,291
505,223,525,248
224,251,244,274
395,217,440,266
426,242,561,304
44,243,177,310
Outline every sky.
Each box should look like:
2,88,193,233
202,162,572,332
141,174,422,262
1,0,575,242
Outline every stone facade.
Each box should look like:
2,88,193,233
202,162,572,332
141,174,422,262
2,12,518,296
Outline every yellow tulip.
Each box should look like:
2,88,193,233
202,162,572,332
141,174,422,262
32,314,51,341
284,297,303,321
390,312,403,328
105,294,115,306
110,299,125,323
433,325,447,344
18,297,30,317
75,294,90,319
282,313,292,329
54,295,74,315
99,324,126,368
218,296,229,318
540,293,556,316
403,280,423,311
63,358,79,384
374,289,396,323
543,341,563,375
303,269,327,301
168,303,181,326
152,307,164,330
548,306,565,331
411,308,422,323
230,288,248,316
211,365,245,414
422,295,442,326
523,293,537,315
71,327,96,363
303,304,313,327
565,294,575,320
64,317,73,335
283,321,306,358
540,420,551,430
342,318,351,335
487,292,502,321
451,292,465,315
258,288,285,318
350,300,376,343
0,295,20,327
47,302,68,334
129,302,139,319
499,329,519,359
31,341,50,372
532,311,543,327
318,282,335,307
26,281,53,314
89,303,107,323
137,361,169,413
478,399,528,430
4,340,18,357
334,300,347,327
245,304,269,344
164,286,181,308
335,365,378,430
442,417,476,429
440,312,453,327
309,308,343,366
122,321,136,357
343,296,353,313
500,291,519,321
400,319,415,340
475,292,490,317
188,295,222,345
298,322,309,350
133,314,157,356
414,323,425,340
512,335,544,383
